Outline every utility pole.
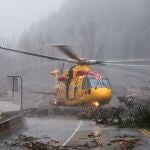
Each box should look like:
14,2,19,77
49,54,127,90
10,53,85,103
7,76,23,111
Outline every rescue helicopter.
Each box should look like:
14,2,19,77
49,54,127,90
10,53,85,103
0,45,150,107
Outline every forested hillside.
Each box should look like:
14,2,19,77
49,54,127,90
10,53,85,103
17,0,150,60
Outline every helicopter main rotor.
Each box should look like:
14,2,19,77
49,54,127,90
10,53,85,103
0,45,150,67
50,45,150,66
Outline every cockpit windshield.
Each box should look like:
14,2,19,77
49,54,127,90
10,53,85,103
89,77,111,88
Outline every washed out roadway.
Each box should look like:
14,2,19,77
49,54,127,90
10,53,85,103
0,117,150,149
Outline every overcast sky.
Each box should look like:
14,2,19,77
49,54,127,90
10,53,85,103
0,0,66,40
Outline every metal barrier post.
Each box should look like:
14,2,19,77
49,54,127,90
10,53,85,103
7,76,23,111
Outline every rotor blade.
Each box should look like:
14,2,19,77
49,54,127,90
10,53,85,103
83,60,150,67
49,44,81,61
99,63,150,67
96,58,150,63
0,46,77,63
86,59,150,65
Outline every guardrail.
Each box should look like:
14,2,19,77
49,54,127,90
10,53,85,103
0,111,24,136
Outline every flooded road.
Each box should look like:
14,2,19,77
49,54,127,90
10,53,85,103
0,117,79,149
0,117,149,149
67,120,150,150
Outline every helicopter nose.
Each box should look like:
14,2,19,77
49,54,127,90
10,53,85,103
91,88,112,103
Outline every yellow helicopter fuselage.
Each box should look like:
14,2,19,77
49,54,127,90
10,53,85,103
55,65,112,107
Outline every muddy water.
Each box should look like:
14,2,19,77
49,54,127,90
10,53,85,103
0,117,79,149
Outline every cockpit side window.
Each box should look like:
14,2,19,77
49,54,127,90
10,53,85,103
89,78,98,88
88,77,111,88
101,78,111,88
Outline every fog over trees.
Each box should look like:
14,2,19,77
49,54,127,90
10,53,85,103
17,0,150,59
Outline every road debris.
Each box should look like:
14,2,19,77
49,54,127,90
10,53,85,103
93,96,150,128
23,95,150,129
110,135,141,150
5,133,102,150
6,135,61,150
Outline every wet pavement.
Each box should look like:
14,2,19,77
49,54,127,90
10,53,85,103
0,117,149,149
67,120,150,149
0,117,79,149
